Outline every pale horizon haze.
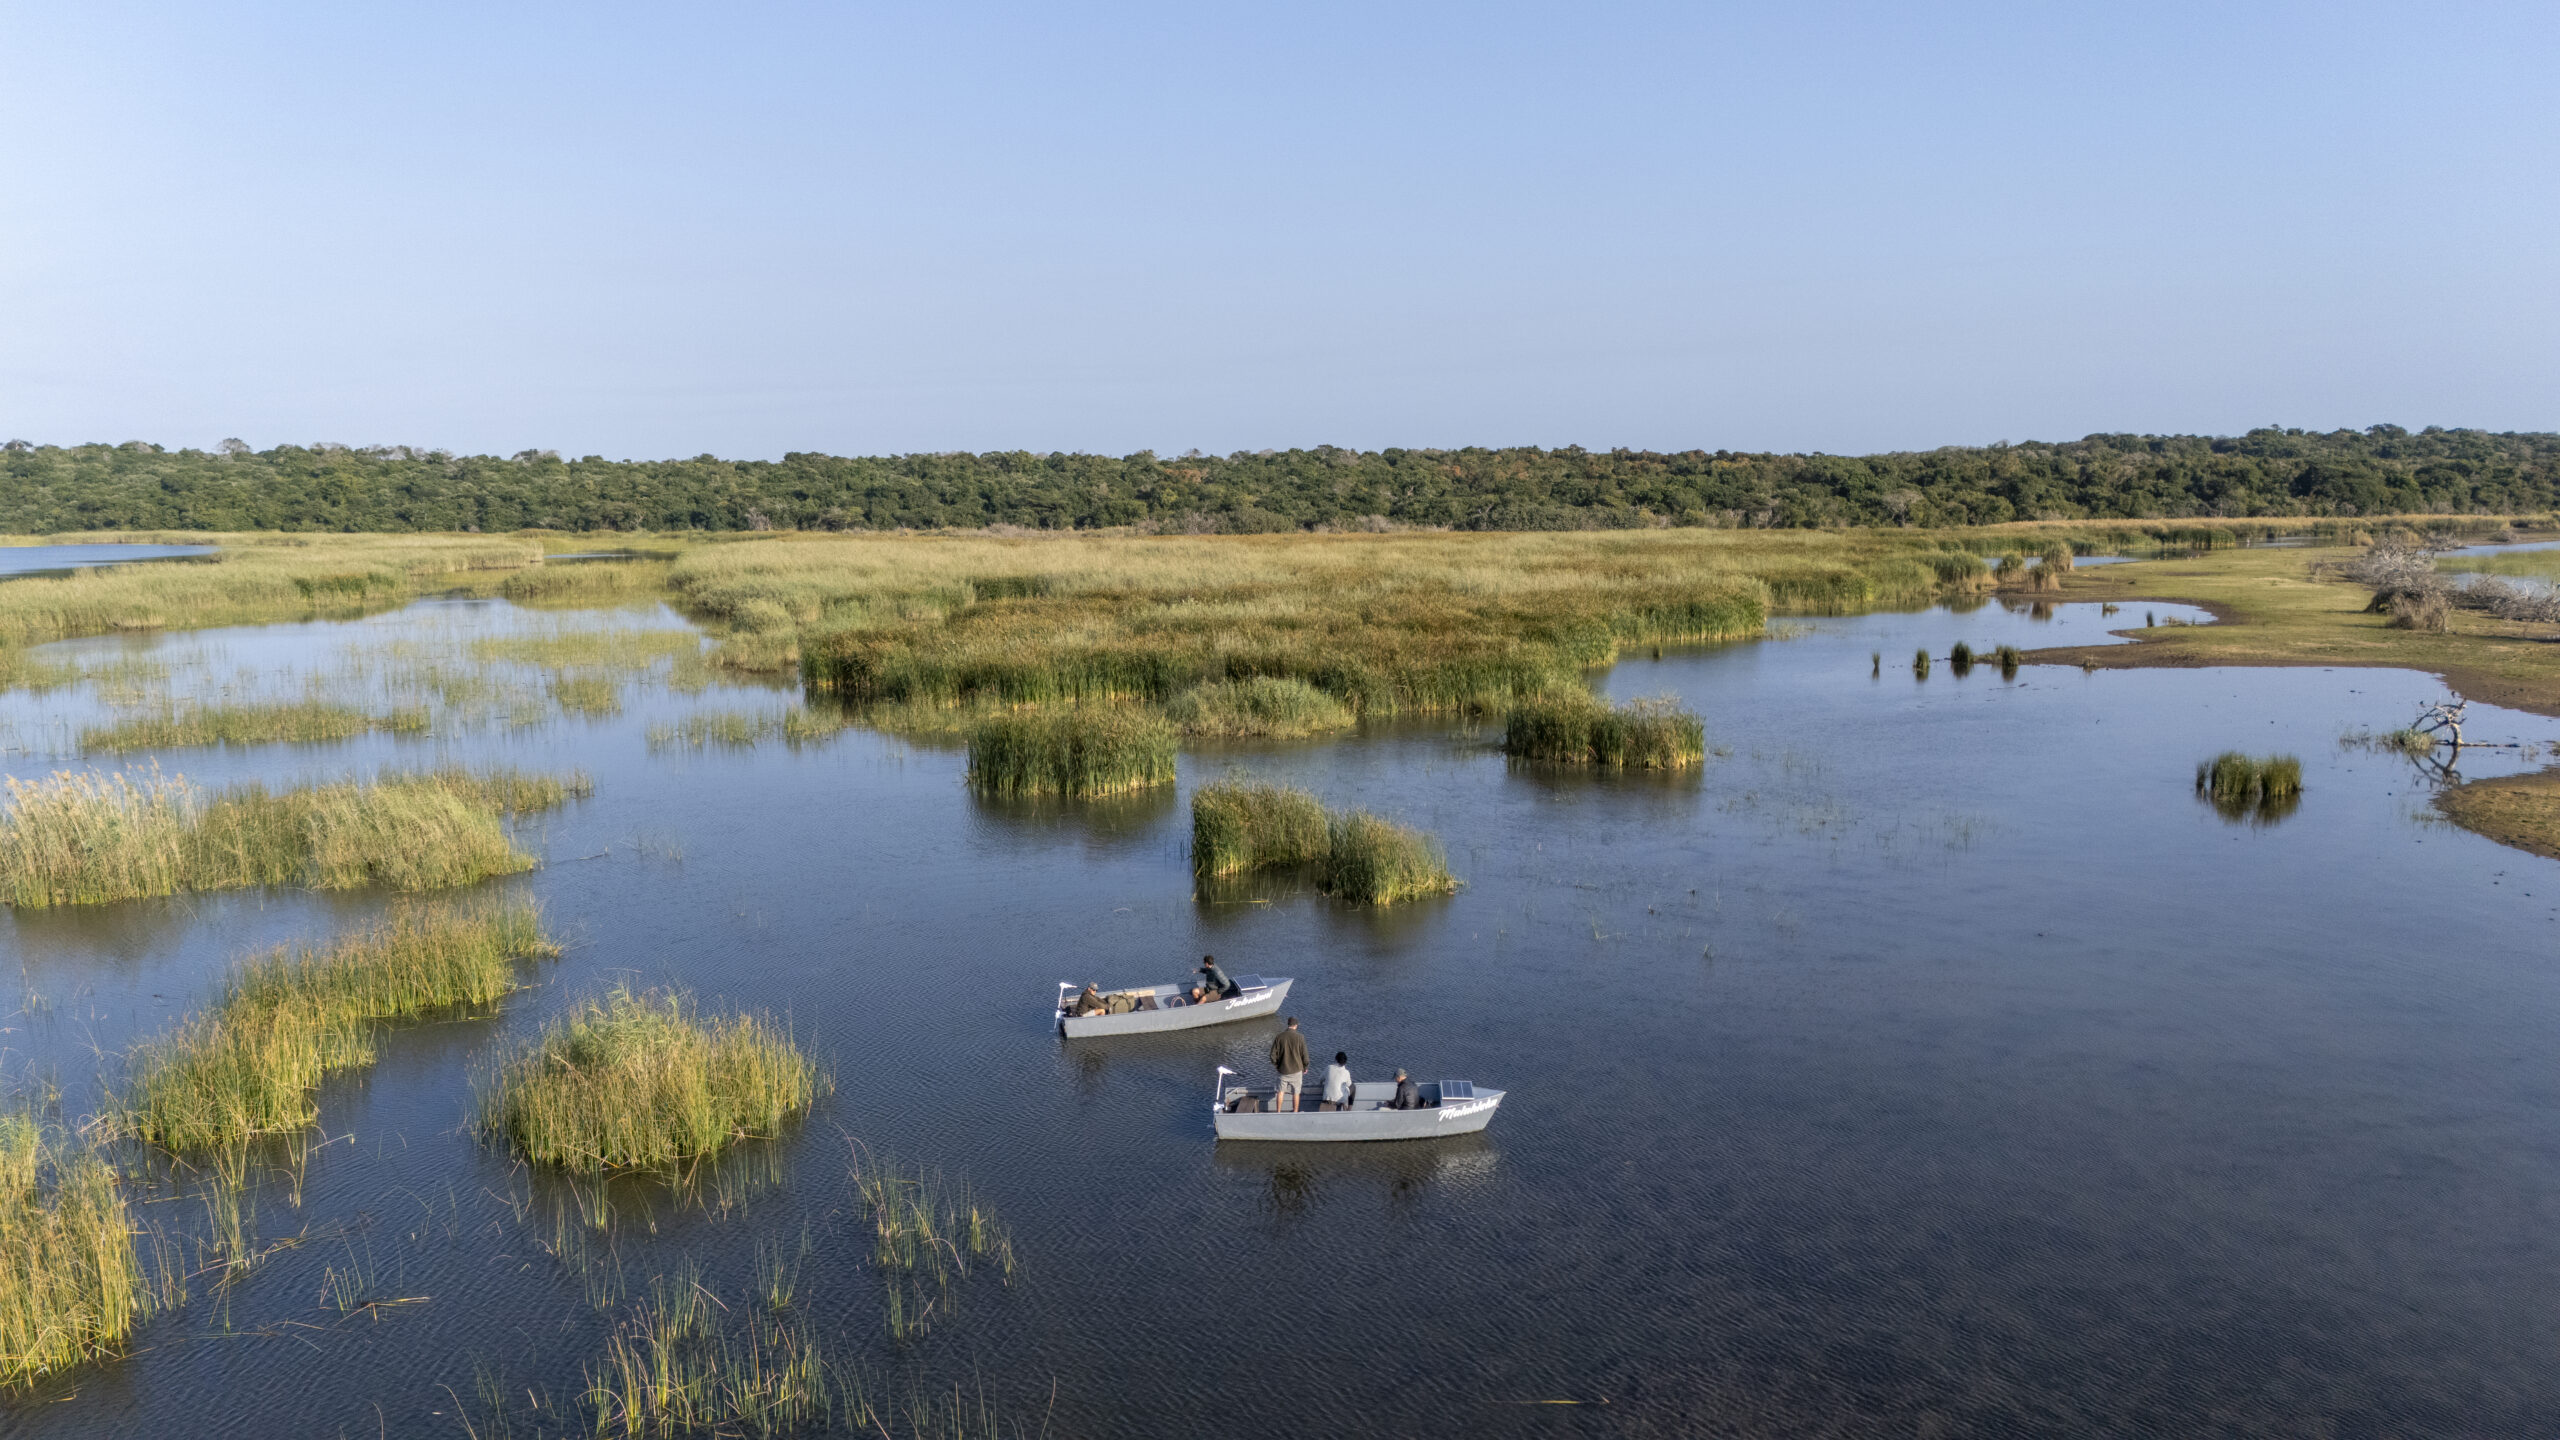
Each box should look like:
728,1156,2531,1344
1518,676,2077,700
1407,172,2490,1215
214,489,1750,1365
2,1,2553,460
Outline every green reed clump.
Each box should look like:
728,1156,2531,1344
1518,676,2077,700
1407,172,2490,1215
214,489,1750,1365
0,770,189,907
1948,641,1974,677
196,773,535,897
78,701,429,755
853,1165,1017,1284
479,988,823,1172
0,647,78,695
0,765,587,908
2380,727,2436,756
778,532,1845,721
0,1123,168,1390
1165,676,1356,738
470,627,705,674
0,535,543,653
777,707,850,744
2198,752,2256,803
581,1261,836,1437
1191,781,1330,881
1189,786,1454,904
2196,751,2304,823
644,708,850,752
110,901,554,1151
114,1008,358,1153
964,706,1176,797
1322,811,1458,905
425,763,595,813
707,630,803,676
1995,644,2021,677
968,573,1056,602
650,711,762,748
1502,691,1706,769
498,556,675,606
471,1254,1043,1439
0,1113,35,1198
849,1148,1017,1344
548,674,624,718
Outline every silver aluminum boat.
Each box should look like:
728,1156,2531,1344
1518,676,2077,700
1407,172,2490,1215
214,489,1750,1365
1209,1067,1505,1142
1054,975,1292,1037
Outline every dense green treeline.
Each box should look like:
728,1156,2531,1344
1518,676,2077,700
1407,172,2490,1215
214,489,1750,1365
2,425,2554,533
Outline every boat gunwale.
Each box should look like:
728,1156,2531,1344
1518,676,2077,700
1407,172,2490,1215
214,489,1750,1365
1055,976,1293,1037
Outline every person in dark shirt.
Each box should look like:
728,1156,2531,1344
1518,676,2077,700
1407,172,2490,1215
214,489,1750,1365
1270,1017,1311,1112
1386,1069,1423,1110
1071,983,1106,1017
1188,955,1238,1004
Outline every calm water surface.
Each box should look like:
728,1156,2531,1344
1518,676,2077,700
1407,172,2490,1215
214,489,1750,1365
0,543,216,579
5,594,2559,1437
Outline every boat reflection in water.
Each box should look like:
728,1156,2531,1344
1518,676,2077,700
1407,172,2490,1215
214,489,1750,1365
1214,1131,1500,1220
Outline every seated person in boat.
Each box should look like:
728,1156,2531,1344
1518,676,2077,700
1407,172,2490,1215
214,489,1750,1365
1071,983,1107,1017
1384,1069,1423,1110
1187,955,1240,1003
1321,1052,1353,1111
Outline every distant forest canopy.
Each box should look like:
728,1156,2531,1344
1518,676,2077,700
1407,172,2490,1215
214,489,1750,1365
2,426,2555,534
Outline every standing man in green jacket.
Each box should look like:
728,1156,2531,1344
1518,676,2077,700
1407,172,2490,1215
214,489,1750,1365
1270,1017,1310,1113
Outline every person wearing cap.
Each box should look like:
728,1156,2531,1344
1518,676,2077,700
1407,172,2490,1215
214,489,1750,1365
1385,1068,1422,1110
1269,1017,1310,1112
1188,955,1238,1004
1071,983,1107,1017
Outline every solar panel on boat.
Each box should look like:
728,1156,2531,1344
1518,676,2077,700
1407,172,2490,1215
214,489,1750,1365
1234,974,1266,990
1440,1080,1472,1099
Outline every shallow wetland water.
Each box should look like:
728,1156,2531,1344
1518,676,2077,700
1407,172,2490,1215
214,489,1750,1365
7,587,2560,1436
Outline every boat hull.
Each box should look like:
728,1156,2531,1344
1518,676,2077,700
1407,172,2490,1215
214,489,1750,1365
1059,978,1291,1037
1213,1088,1504,1142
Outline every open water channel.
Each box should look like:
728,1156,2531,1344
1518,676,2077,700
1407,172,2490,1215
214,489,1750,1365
5,573,2560,1437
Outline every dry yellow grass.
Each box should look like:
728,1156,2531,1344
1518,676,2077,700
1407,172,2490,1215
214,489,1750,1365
110,901,555,1150
2433,768,2560,862
0,1122,167,1390
0,766,587,907
477,988,823,1171
667,530,1997,723
0,533,542,650
2034,542,2560,718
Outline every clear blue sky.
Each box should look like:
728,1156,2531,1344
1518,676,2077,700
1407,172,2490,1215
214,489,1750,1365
2,2,2552,459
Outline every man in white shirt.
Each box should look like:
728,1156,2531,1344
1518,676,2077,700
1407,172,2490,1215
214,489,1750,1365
1322,1051,1354,1111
